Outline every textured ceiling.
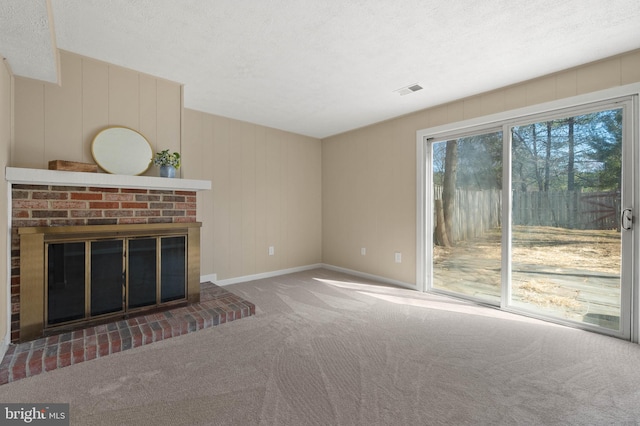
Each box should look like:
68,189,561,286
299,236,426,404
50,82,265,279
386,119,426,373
2,0,640,138
0,0,57,82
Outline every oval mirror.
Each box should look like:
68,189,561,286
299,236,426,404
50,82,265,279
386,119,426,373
91,127,153,175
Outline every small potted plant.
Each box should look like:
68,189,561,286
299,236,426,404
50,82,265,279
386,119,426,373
153,149,181,178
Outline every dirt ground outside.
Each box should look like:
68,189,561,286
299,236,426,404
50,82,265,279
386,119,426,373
435,226,620,274
433,226,621,328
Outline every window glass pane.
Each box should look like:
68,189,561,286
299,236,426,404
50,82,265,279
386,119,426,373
91,240,124,316
510,108,622,331
431,131,503,304
161,236,186,302
128,238,157,309
47,242,85,325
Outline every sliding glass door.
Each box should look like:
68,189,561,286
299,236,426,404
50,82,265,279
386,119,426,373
507,105,631,335
426,97,635,338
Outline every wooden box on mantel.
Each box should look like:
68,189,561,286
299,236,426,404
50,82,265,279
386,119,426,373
48,160,98,173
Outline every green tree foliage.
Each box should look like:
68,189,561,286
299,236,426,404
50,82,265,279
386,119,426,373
511,108,622,192
583,109,622,191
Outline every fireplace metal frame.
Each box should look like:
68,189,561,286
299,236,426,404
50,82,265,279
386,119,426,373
19,222,201,342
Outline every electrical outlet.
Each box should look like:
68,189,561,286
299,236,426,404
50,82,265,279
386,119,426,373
361,247,366,256
394,252,402,263
269,246,275,256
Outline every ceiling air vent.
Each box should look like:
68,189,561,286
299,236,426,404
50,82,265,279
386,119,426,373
394,83,423,96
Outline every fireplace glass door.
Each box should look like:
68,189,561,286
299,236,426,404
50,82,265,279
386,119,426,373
91,240,125,316
128,238,157,309
161,236,186,302
45,234,187,328
47,242,86,325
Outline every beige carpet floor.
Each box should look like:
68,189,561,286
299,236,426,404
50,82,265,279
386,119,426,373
2,268,640,425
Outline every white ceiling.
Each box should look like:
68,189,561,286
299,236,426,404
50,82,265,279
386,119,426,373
1,0,640,138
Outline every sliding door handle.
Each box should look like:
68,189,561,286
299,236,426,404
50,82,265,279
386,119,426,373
622,208,633,231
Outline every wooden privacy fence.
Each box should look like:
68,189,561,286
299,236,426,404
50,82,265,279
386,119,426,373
434,186,501,243
434,187,620,243
512,190,620,230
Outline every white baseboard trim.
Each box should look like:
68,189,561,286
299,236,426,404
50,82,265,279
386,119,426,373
200,273,217,283
321,264,417,290
206,263,417,291
213,264,324,286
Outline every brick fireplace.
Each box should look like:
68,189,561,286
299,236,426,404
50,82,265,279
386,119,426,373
6,167,211,343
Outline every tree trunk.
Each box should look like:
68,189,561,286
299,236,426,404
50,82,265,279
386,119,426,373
544,122,551,191
567,117,575,191
434,199,451,247
441,140,458,246
532,124,543,191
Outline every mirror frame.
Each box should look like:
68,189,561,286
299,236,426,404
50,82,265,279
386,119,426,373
91,126,153,175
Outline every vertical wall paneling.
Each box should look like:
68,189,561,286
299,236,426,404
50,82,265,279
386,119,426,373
265,129,283,271
284,133,296,268
12,79,44,168
525,76,556,106
241,122,257,276
108,65,139,128
480,90,505,116
621,50,640,84
254,126,268,273
555,70,578,100
181,108,322,280
297,135,322,266
373,123,395,276
576,57,621,95
44,52,82,163
81,57,109,164
426,104,448,128
226,120,244,277
503,84,528,111
199,113,215,264
282,133,294,268
181,109,203,179
462,96,483,119
212,115,231,278
156,79,181,166
12,51,182,174
139,74,157,155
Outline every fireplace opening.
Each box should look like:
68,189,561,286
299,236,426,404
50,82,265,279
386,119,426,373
20,223,201,341
46,235,188,329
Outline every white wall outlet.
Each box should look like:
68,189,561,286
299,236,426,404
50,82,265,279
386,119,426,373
394,252,402,263
361,247,366,256
269,246,275,256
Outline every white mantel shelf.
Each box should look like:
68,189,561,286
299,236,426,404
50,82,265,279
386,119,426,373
6,167,211,192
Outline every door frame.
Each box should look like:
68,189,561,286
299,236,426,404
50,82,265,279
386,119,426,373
416,83,640,342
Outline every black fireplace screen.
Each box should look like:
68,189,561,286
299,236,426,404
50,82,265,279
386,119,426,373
91,240,125,316
47,242,85,325
161,236,186,303
46,235,186,327
128,238,157,309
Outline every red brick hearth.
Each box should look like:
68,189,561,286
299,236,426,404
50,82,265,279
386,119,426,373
0,282,255,385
